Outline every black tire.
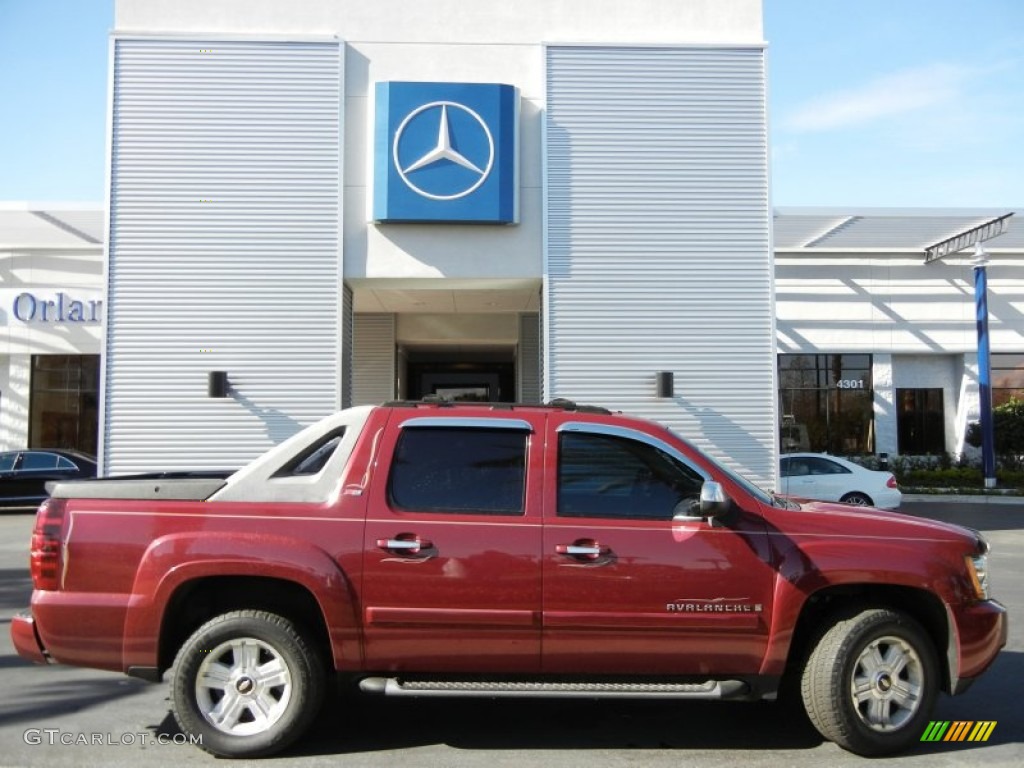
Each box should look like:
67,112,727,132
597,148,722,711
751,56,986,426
170,610,325,758
840,492,873,506
801,608,938,756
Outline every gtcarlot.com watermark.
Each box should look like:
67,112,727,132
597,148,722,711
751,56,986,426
23,729,202,747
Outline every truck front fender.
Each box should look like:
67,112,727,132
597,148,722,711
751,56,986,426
758,536,956,678
122,531,360,675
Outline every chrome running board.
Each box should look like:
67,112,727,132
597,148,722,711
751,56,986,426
358,678,749,699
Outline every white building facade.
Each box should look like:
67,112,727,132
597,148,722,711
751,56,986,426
0,205,103,455
774,209,1024,460
102,0,778,484
4,203,1022,479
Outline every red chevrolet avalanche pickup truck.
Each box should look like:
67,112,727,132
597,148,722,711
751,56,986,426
12,400,1006,758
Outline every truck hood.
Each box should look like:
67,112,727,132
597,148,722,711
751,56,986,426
781,498,981,546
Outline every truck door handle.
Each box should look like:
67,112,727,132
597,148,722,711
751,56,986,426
556,540,609,561
377,537,432,554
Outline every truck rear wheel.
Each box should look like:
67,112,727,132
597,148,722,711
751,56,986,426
801,607,937,756
170,610,325,758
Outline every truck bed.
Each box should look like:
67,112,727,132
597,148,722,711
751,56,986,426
47,473,231,502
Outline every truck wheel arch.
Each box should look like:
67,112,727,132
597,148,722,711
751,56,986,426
781,584,952,694
156,574,338,676
123,533,359,677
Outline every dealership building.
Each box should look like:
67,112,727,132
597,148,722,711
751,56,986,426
2,0,1022,487
5,201,1022,485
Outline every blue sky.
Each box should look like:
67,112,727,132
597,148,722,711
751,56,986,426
1,0,1022,207
767,0,1024,208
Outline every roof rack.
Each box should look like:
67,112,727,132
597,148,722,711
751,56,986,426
544,398,612,415
381,398,612,415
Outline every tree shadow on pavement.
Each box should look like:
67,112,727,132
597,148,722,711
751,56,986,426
289,695,823,756
0,567,32,614
0,676,151,728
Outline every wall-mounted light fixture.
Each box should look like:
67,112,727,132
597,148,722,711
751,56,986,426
656,371,674,398
208,371,229,398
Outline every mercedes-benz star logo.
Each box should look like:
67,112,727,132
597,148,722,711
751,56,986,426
392,101,495,201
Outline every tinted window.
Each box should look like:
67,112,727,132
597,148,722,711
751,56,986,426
0,452,16,471
389,428,527,515
993,353,1024,405
781,457,808,477
778,353,874,454
782,457,848,477
273,428,346,477
806,457,849,475
20,452,60,470
897,388,945,454
30,355,99,455
56,456,77,470
558,432,704,520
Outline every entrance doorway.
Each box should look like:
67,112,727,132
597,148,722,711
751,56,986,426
402,347,516,403
348,282,542,406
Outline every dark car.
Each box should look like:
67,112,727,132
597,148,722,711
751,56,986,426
0,449,97,510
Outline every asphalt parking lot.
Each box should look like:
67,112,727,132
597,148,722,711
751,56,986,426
0,499,1021,768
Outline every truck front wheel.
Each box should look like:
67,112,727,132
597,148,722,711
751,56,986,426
170,610,325,758
801,607,938,756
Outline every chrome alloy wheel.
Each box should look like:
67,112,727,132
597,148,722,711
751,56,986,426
849,634,924,731
195,637,294,736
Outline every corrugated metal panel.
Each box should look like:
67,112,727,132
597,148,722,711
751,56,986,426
341,283,353,409
772,210,1024,250
104,38,342,474
352,314,395,405
814,215,1004,250
538,298,545,402
545,46,775,486
0,209,103,248
517,313,541,403
770,214,844,249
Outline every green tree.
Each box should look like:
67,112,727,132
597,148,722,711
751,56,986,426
966,397,1024,454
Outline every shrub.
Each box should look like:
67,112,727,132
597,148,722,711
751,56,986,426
966,397,1024,457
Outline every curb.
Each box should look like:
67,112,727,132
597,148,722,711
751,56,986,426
902,493,1023,506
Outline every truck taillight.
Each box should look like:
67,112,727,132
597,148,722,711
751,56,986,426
30,498,67,591
886,475,898,489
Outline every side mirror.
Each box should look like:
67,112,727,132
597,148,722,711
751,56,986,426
699,480,732,520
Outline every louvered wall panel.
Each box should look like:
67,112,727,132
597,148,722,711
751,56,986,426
517,313,541,403
341,283,353,409
352,314,395,405
105,38,342,474
545,46,776,486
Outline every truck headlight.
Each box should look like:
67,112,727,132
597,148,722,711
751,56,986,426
965,553,990,600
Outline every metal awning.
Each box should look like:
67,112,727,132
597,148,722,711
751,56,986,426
0,204,103,249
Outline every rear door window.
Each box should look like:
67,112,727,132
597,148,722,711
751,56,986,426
389,427,527,515
19,452,60,471
806,457,850,475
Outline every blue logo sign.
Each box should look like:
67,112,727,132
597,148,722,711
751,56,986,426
374,82,519,224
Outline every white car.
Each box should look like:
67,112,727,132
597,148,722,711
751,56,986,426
779,453,901,509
